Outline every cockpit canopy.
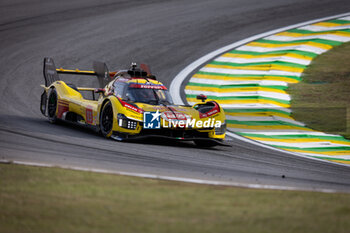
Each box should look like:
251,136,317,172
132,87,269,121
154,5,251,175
126,87,173,105
113,80,173,105
110,63,171,105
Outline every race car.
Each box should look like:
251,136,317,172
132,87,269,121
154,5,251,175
40,57,226,147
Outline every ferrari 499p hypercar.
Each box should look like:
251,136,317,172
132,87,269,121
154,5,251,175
40,58,226,147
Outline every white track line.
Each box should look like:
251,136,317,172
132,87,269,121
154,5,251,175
185,90,291,101
215,56,311,65
265,34,350,42
235,44,327,54
0,160,340,193
298,25,350,32
188,78,289,86
199,67,303,77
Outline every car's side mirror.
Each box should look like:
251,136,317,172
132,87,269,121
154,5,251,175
196,94,207,102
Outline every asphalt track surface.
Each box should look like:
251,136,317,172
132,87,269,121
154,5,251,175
1,0,350,192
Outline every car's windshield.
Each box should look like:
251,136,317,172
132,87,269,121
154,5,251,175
125,87,173,105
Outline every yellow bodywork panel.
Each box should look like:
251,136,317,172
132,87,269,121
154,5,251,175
43,79,226,140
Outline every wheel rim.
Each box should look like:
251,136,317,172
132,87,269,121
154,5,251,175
101,103,113,133
48,91,57,118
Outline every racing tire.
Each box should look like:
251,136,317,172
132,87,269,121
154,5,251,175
194,139,217,148
47,88,58,123
100,101,114,138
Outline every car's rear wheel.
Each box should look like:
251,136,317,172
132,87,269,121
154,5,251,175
100,101,114,137
47,88,58,123
194,139,217,148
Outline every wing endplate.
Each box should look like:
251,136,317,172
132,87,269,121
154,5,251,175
93,61,110,88
43,57,60,87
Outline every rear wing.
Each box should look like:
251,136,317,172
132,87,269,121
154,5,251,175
43,57,112,88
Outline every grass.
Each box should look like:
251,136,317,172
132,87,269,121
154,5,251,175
288,42,350,138
1,163,350,233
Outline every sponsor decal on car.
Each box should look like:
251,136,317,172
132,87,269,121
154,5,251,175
199,109,219,118
143,110,161,129
161,111,189,121
118,98,144,114
163,118,221,128
143,110,222,129
129,83,167,90
86,108,93,124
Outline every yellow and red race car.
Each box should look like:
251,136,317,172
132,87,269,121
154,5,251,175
40,58,226,147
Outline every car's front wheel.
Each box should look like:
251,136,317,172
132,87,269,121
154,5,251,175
100,101,114,137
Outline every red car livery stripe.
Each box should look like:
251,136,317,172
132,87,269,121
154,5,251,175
57,100,69,118
118,98,144,114
129,83,167,90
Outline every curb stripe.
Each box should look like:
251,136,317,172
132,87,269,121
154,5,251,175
236,45,327,54
200,67,302,77
172,12,350,166
226,50,318,58
216,56,312,65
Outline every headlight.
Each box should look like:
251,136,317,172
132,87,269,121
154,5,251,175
215,121,226,135
117,113,138,130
